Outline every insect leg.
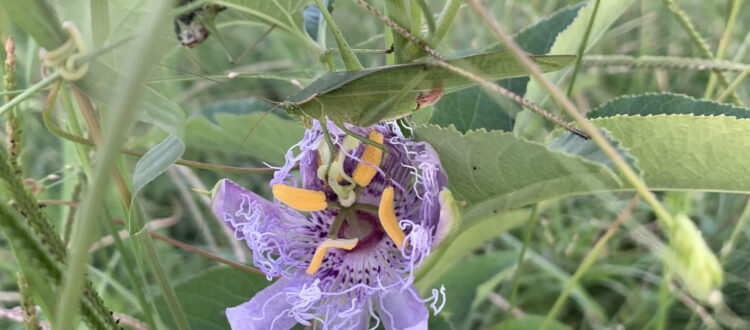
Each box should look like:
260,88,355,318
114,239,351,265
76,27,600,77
319,120,338,179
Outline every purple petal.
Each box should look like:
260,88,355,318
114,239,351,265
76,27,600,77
331,302,371,329
226,278,296,330
211,179,279,234
375,285,428,330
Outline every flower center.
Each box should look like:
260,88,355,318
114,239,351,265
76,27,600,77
273,129,409,275
340,211,385,251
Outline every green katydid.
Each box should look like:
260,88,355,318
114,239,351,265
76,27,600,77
277,50,576,128
233,50,578,170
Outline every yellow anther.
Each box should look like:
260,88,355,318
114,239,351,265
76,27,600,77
272,184,327,212
353,130,384,187
306,238,358,275
378,186,406,248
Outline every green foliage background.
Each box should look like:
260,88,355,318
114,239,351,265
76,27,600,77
0,0,749,329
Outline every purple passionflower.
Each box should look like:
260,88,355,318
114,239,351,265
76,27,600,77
211,119,453,329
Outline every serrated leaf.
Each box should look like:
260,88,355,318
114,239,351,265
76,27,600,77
517,0,635,138
185,98,305,165
153,267,271,330
414,125,622,221
491,315,572,330
290,52,575,127
592,114,750,192
131,135,185,202
587,93,750,119
547,129,640,174
430,3,584,132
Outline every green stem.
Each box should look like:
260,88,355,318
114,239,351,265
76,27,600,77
431,0,461,46
102,207,157,328
540,195,638,330
655,271,672,330
60,86,93,174
662,0,741,105
314,0,363,71
707,0,744,99
135,225,191,330
717,66,750,103
566,0,601,97
385,0,411,63
410,0,423,38
407,0,461,58
0,72,60,116
467,0,675,229
507,204,538,319
414,0,435,35
44,93,274,174
719,197,750,263
581,55,749,72
54,2,177,329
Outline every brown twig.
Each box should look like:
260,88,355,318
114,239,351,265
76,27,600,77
349,0,589,139
111,218,265,276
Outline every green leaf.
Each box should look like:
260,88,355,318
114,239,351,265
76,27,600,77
547,129,641,174
219,0,310,35
153,267,272,330
587,93,750,119
490,315,572,330
130,134,185,202
185,98,305,165
77,65,187,139
517,0,635,138
433,251,518,326
0,0,66,50
414,125,622,222
591,114,750,193
140,87,188,139
303,0,333,41
429,3,584,132
289,52,575,127
417,207,533,291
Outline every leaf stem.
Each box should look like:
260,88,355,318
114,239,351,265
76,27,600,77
0,72,60,116
717,66,750,103
706,0,744,100
43,96,275,174
540,195,639,330
54,2,182,329
349,0,588,139
566,0,601,97
314,0,362,71
465,0,674,229
581,55,749,72
662,0,741,104
507,204,538,319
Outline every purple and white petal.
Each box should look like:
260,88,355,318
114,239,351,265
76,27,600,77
226,278,296,330
211,179,279,235
375,285,429,330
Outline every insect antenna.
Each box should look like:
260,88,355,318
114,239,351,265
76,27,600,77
231,25,276,65
156,64,283,105
232,102,282,157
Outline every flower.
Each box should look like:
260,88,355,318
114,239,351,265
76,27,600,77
211,120,452,329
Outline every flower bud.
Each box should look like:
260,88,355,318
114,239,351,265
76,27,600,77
669,214,723,302
431,188,461,249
